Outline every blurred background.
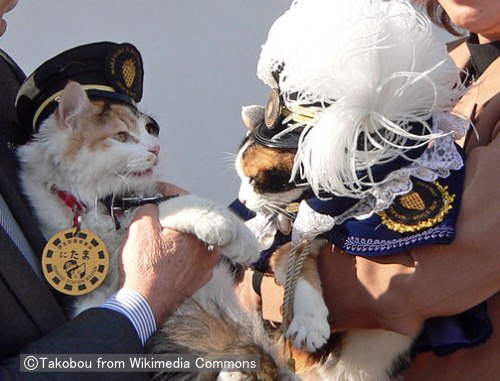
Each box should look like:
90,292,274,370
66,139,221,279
1,0,453,205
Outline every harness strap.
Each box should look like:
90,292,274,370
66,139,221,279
252,270,265,296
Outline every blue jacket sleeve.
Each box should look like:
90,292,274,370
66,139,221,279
0,308,151,381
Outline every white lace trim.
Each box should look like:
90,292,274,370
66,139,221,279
292,201,335,244
335,113,466,219
291,112,468,240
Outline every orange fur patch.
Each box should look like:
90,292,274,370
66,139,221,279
242,145,295,179
60,101,139,161
271,242,322,291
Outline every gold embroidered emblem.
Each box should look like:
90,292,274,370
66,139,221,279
400,192,425,210
378,180,455,233
105,43,143,102
42,228,110,296
122,59,136,88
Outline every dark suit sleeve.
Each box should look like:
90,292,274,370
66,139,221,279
0,308,151,381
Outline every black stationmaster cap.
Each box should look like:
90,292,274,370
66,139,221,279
15,41,144,133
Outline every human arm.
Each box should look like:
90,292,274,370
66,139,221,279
319,110,500,336
0,308,149,381
0,200,220,380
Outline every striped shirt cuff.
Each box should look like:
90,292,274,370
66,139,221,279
100,288,157,346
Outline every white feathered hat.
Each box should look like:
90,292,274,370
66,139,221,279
256,0,466,199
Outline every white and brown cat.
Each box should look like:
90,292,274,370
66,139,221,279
17,80,298,381
235,105,417,381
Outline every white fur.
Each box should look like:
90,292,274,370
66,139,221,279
159,195,259,266
325,329,417,381
270,240,330,353
19,82,259,318
286,279,330,352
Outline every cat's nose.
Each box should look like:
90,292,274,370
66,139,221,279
149,145,160,157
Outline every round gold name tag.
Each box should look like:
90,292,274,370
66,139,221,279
42,228,110,296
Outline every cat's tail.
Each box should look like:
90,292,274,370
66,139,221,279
146,297,299,381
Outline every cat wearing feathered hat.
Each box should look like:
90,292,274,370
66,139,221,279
231,0,471,380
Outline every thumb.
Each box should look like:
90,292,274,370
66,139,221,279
130,203,160,225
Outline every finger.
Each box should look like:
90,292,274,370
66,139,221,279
131,203,159,223
208,248,222,264
155,181,190,196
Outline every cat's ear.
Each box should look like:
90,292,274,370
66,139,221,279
241,105,264,130
57,81,91,128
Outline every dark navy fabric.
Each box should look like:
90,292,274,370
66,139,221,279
310,145,466,257
416,302,493,356
229,144,491,356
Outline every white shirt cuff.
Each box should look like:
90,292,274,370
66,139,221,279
100,288,157,346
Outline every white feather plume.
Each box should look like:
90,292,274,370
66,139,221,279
257,0,464,198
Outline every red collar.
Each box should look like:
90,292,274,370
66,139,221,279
55,189,85,227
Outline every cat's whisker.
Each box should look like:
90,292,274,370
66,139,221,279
220,151,237,161
269,204,295,220
113,171,131,186
222,165,237,175
267,204,295,220
219,153,239,174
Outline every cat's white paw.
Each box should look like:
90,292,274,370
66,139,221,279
219,217,260,266
159,195,236,247
191,210,235,247
286,279,330,352
286,312,330,352
158,195,259,265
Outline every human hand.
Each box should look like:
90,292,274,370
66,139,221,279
118,203,221,325
155,181,189,196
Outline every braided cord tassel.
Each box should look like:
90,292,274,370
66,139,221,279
281,241,312,338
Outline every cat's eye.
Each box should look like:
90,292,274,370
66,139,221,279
145,120,160,136
113,132,130,143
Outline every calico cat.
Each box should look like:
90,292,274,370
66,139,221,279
232,0,471,378
235,105,417,381
17,80,258,314
18,80,298,381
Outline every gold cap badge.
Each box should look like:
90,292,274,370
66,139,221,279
106,43,143,102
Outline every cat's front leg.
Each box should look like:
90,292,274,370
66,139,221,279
158,195,259,266
271,240,331,352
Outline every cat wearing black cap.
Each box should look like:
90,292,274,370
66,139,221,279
16,42,298,381
16,79,257,315
15,40,260,316
229,0,471,380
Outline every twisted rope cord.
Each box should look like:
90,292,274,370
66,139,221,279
281,240,311,335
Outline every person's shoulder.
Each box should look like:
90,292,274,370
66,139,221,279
0,48,26,82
